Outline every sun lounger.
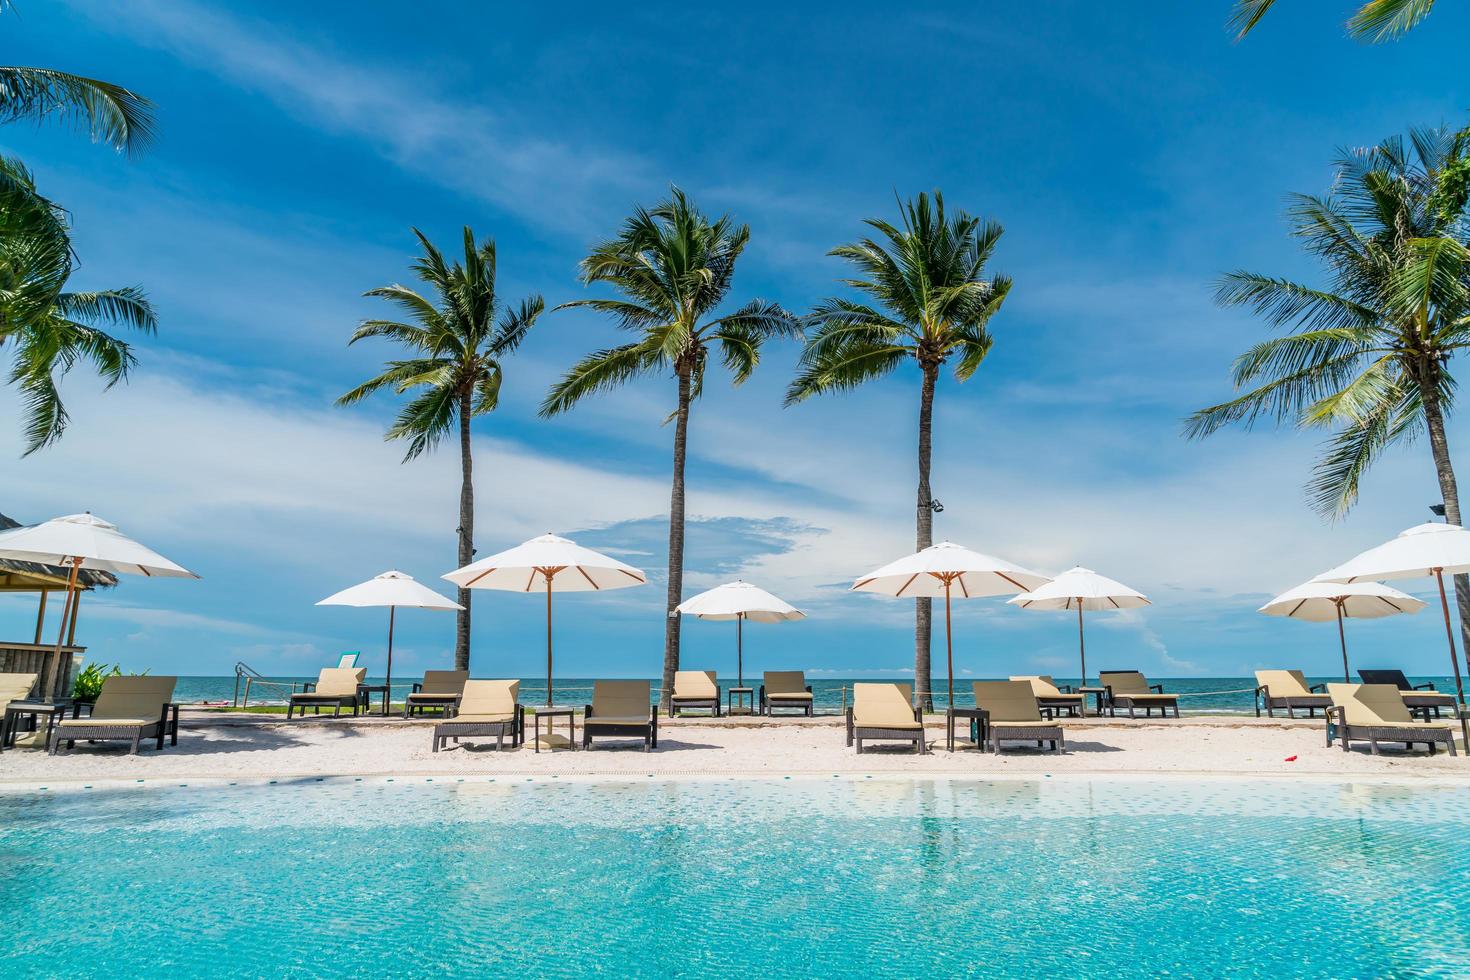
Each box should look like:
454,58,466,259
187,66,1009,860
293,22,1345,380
1357,669,1457,719
583,680,658,751
0,672,39,747
973,680,1065,754
669,670,721,717
846,682,925,753
49,676,179,755
1326,682,1457,756
287,667,366,719
432,680,522,751
404,670,469,717
1010,675,1086,718
1254,669,1331,718
1098,670,1180,718
761,671,813,716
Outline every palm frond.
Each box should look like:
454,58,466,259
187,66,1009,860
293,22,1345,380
1347,0,1438,40
54,287,156,334
1227,0,1278,38
785,341,908,405
539,341,663,417
0,67,155,154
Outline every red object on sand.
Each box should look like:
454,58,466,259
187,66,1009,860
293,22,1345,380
1284,755,1298,762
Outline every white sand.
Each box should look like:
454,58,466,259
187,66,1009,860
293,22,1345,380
3,712,1469,786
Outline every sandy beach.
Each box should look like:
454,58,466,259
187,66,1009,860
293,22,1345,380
4,711,1469,786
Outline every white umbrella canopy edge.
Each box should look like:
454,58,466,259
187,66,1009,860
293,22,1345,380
676,581,805,687
1258,579,1426,683
316,571,463,696
443,533,648,707
852,541,1052,708
0,513,198,699
1007,566,1151,687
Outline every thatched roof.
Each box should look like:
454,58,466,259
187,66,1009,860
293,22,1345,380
0,513,116,591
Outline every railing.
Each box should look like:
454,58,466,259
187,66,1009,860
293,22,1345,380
233,661,310,708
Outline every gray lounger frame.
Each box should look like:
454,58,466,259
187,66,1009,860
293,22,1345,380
1255,682,1329,718
760,684,814,717
845,704,927,754
49,703,180,755
669,691,722,717
582,705,659,751
431,704,524,752
1326,706,1457,756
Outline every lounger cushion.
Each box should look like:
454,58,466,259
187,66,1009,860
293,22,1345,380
590,680,652,722
672,670,718,699
585,715,655,727
1099,671,1162,696
0,672,38,706
441,712,515,725
89,676,177,722
852,683,921,729
310,667,366,698
1256,670,1326,700
764,671,809,696
1010,676,1082,701
1113,692,1177,703
973,680,1045,723
1329,683,1421,726
767,691,813,700
458,680,519,716
415,670,469,696
58,716,152,728
991,720,1064,730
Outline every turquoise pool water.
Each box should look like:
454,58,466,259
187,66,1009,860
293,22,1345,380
3,777,1469,977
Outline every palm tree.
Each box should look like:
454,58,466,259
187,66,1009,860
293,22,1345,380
0,65,155,154
1187,126,1470,657
541,188,796,711
339,228,544,671
0,157,155,453
1229,0,1439,41
786,191,1013,710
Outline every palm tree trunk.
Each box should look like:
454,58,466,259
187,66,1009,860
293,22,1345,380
915,361,937,712
662,369,692,713
1420,366,1470,686
454,390,474,672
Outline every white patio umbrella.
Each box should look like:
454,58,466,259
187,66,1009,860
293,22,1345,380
443,533,646,706
1259,581,1425,683
853,541,1050,708
316,570,462,696
676,581,804,687
0,513,197,699
1314,522,1470,713
1007,566,1150,686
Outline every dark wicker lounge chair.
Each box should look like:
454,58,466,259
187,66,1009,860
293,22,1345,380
669,670,721,717
1010,675,1086,718
846,682,925,753
49,676,179,755
1327,683,1457,756
1254,669,1331,718
405,669,469,717
1357,669,1457,719
287,667,366,719
432,680,522,751
973,680,1065,754
760,671,813,716
1099,670,1180,718
583,680,658,751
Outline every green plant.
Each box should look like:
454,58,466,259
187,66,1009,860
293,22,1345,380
71,662,120,700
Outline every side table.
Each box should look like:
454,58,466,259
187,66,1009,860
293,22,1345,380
727,687,754,716
533,706,577,752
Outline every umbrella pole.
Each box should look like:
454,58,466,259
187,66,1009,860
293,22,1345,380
1433,569,1470,748
945,578,954,711
386,606,395,706
1335,601,1349,683
1077,603,1087,687
737,612,744,689
44,558,81,701
545,572,554,707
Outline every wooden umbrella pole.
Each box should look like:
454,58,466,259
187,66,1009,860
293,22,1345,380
944,577,954,711
545,570,554,707
1433,569,1470,748
1335,601,1349,683
386,606,396,702
737,612,744,688
33,590,47,645
45,558,81,701
1077,603,1087,687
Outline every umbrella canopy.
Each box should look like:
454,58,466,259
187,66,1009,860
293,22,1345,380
317,571,462,696
1259,580,1425,683
854,542,1050,707
444,533,646,708
676,581,805,687
317,570,463,611
0,513,196,699
1313,522,1470,731
1313,522,1470,584
1008,566,1149,686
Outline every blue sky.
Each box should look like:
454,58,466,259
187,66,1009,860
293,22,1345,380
2,0,1469,681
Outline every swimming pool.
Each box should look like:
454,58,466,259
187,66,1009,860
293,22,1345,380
4,776,1469,977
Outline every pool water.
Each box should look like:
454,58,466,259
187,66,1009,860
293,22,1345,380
3,777,1469,977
